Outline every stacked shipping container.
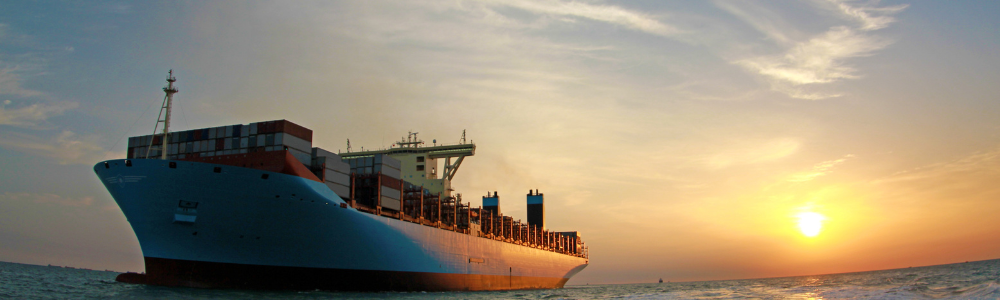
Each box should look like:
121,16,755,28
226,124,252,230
126,120,314,166
343,154,403,211
310,147,351,200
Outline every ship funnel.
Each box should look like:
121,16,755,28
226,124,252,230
483,191,500,216
527,189,544,230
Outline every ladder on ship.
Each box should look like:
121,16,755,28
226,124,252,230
145,70,179,159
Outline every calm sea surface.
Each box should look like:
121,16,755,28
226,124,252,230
2,259,1000,299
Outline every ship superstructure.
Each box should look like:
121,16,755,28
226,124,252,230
95,71,588,291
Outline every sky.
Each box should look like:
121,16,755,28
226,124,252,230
1,0,1000,285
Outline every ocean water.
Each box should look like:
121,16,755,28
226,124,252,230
2,259,1000,299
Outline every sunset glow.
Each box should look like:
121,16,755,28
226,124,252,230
2,0,1000,286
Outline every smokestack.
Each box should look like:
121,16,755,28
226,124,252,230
527,189,544,230
483,191,500,216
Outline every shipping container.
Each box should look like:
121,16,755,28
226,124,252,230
325,182,350,199
381,186,401,200
382,166,401,179
290,148,311,166
279,133,312,153
265,134,275,146
325,169,350,186
381,155,402,170
381,196,401,211
328,160,349,175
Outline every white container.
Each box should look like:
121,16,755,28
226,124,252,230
325,182,350,199
381,186,401,200
312,147,341,160
381,196,401,211
381,166,401,179
327,160,349,175
278,133,312,154
381,155,402,170
290,148,312,166
325,169,351,186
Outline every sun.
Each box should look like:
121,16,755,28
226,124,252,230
796,212,826,237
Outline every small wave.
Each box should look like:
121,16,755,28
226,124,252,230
541,294,571,298
951,281,1000,299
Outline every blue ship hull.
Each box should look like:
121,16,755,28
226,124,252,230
95,159,588,291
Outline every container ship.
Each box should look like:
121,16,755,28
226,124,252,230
94,71,588,291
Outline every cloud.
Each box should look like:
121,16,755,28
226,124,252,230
1,192,95,207
738,27,889,85
0,66,44,97
482,0,681,37
0,130,116,164
0,101,78,129
737,26,891,99
864,146,1000,212
824,0,908,31
702,138,801,169
788,154,854,182
723,1,905,99
713,1,797,45
874,149,1000,185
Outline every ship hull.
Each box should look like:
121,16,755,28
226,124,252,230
95,159,587,291
117,257,570,290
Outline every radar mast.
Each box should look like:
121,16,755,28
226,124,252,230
145,70,179,159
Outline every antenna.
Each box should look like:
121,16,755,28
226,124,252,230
145,70,179,159
461,129,466,144
347,139,352,152
397,131,424,148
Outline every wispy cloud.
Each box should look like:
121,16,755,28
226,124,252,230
482,0,681,37
1,192,95,207
788,154,854,182
0,130,115,164
874,149,1000,185
729,0,904,99
824,0,908,31
0,101,78,129
0,66,43,97
713,1,797,45
738,27,889,86
702,138,801,169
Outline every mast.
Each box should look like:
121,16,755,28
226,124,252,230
161,70,178,159
145,70,179,159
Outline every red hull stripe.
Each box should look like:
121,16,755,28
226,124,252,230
116,257,571,291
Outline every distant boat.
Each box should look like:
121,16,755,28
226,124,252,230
659,278,663,283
